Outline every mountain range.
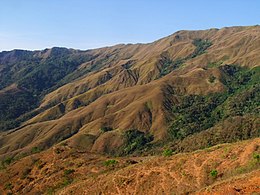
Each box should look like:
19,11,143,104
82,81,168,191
0,25,259,194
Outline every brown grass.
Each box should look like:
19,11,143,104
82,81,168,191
0,138,259,194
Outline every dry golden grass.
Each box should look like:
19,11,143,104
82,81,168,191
0,138,259,194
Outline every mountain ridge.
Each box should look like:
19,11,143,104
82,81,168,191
0,25,259,158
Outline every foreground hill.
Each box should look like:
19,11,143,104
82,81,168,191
0,137,259,194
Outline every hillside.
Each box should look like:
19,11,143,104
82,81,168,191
0,137,259,194
0,26,259,158
0,25,259,194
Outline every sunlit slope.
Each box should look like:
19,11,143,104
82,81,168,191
0,25,259,158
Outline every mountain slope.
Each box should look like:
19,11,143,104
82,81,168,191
0,25,260,159
0,137,259,194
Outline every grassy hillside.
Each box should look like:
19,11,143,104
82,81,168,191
0,25,259,161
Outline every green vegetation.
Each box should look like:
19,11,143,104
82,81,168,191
0,90,38,130
4,183,13,190
45,177,73,194
144,101,153,110
64,169,75,175
207,61,224,68
169,94,226,139
31,147,42,154
59,168,75,188
47,188,55,195
122,129,154,155
3,157,13,165
61,176,73,187
45,167,75,193
104,159,118,166
189,39,212,58
208,75,216,83
253,153,260,163
209,169,218,178
1,157,14,168
172,116,259,153
100,126,113,132
229,153,260,176
18,57,86,95
167,65,260,152
159,56,185,76
162,149,173,157
0,48,93,131
169,65,260,141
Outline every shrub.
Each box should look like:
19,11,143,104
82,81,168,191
253,153,260,163
2,157,14,166
54,147,64,154
210,169,218,178
207,61,224,68
31,147,41,154
162,149,173,157
64,169,75,175
208,75,216,83
47,187,55,195
4,183,13,190
37,162,45,169
100,126,113,132
104,159,118,166
61,176,73,187
123,129,153,155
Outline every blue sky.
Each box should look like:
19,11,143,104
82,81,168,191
0,0,259,51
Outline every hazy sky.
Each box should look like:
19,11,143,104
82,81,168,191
0,0,259,51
